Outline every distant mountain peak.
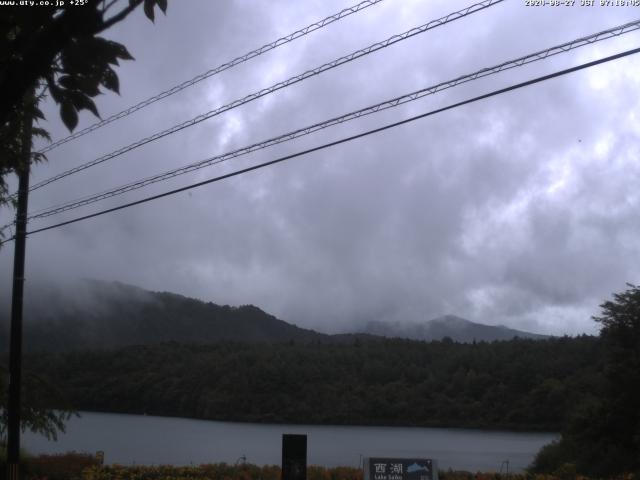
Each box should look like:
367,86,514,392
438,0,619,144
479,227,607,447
429,315,473,329
364,315,548,343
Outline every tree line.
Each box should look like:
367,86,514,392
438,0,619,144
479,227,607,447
23,335,601,432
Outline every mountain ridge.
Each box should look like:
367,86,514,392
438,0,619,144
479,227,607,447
1,279,328,352
362,314,549,342
1,280,548,352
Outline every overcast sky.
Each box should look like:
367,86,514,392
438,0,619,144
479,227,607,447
2,0,640,335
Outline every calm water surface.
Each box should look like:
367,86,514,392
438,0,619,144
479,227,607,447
24,412,556,472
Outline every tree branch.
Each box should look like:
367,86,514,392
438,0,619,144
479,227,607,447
0,1,144,127
102,0,121,15
100,0,143,31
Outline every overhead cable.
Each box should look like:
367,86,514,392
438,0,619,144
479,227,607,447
26,18,640,221
25,0,504,194
2,45,636,245
38,0,388,154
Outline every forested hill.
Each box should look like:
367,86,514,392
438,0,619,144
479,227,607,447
26,335,602,431
0,280,327,352
1,280,548,352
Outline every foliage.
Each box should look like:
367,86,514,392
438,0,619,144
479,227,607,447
0,441,31,466
0,0,167,128
531,284,640,477
0,363,77,441
25,452,101,480
0,0,167,210
23,335,602,431
81,464,360,480
0,93,50,211
438,473,530,480
9,460,631,480
437,472,634,480
0,0,168,446
3,448,639,480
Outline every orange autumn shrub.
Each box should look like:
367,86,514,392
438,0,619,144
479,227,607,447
307,466,361,480
26,452,101,480
78,463,637,480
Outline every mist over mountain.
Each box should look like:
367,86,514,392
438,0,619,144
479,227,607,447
362,315,549,342
1,280,547,352
0,279,327,352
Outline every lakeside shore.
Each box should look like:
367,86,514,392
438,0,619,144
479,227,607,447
7,455,634,480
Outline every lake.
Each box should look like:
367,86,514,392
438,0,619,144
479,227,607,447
23,412,556,473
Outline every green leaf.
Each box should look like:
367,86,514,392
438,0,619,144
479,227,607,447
58,74,99,97
32,127,51,142
31,151,48,164
87,37,120,65
110,41,134,61
60,38,90,75
58,75,75,90
84,97,100,118
48,81,63,104
101,67,119,94
62,37,129,75
143,0,155,22
77,76,101,97
70,92,99,118
60,101,78,131
32,106,45,121
156,0,167,14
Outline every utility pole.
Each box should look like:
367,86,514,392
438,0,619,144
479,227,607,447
6,95,33,480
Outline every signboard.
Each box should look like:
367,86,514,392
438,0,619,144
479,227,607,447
366,458,437,480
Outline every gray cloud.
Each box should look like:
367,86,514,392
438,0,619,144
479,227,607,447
2,0,640,336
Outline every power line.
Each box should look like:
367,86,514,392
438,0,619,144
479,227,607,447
2,45,636,245
25,18,640,221
24,0,503,194
38,0,387,154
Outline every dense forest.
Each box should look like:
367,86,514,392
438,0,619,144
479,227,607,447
24,335,601,432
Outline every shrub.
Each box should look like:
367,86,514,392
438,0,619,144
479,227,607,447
26,452,101,480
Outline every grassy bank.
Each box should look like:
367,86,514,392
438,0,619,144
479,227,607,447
5,454,636,480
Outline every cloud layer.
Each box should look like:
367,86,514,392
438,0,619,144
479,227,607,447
2,0,639,335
